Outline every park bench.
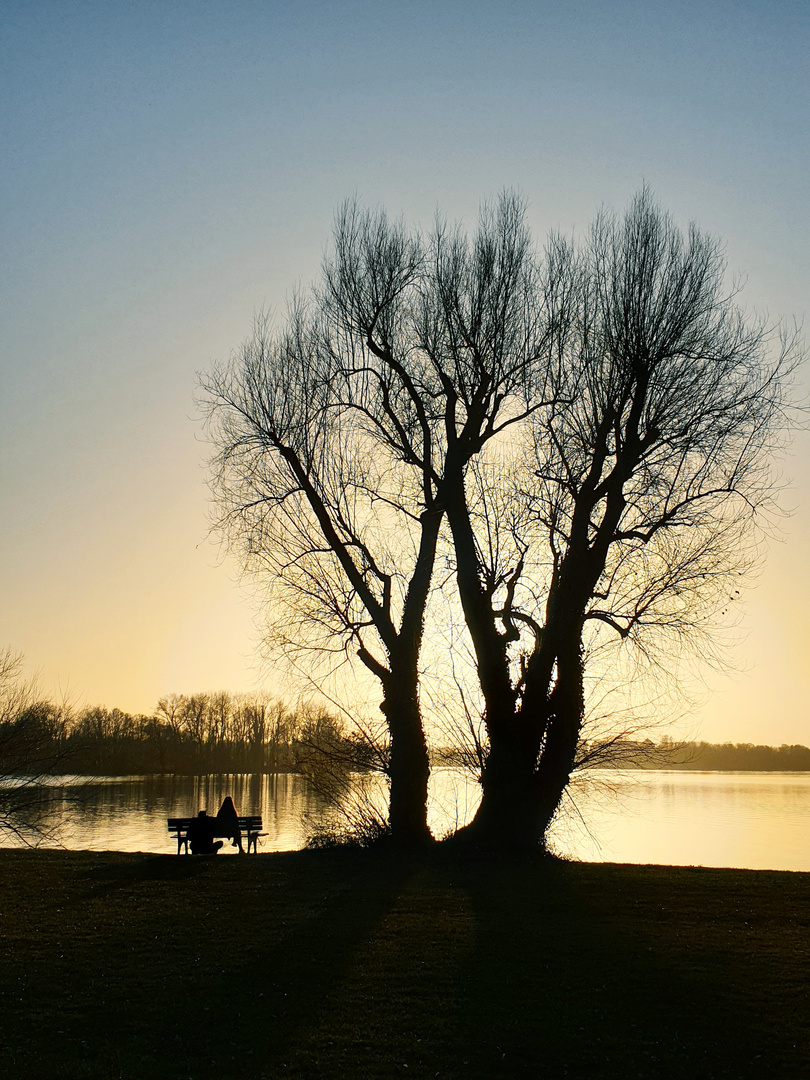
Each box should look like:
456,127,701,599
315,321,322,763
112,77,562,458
167,815,265,855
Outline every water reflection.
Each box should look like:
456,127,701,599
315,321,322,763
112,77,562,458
3,773,333,854
2,769,808,871
554,770,810,872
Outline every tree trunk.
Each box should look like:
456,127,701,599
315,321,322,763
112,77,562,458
382,661,432,845
456,641,584,850
529,643,585,842
382,505,443,845
458,733,542,849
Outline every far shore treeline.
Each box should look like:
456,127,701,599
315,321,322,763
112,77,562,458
588,738,810,773
0,691,366,775
1,687,809,776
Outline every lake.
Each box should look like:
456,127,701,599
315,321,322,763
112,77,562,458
3,768,809,871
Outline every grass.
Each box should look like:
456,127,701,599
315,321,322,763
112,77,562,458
0,846,807,1079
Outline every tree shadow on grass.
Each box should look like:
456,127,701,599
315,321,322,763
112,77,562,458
2,850,806,1079
93,850,416,1079
452,855,807,1080
1,850,415,1080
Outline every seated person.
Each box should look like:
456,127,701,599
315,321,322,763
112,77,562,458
187,810,223,855
215,796,244,853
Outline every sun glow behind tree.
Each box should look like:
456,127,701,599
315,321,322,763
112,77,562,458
202,190,801,846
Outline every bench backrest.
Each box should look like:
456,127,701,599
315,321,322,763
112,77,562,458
168,816,262,831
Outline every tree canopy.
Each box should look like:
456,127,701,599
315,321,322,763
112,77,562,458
202,189,801,848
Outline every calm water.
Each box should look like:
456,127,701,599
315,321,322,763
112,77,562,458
3,769,809,871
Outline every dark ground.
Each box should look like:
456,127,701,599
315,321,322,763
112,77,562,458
0,847,807,1079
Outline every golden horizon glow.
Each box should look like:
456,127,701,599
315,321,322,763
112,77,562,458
1,2,808,747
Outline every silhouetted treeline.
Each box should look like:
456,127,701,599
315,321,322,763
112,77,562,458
3,689,808,777
586,738,810,771
433,738,810,773
0,692,370,776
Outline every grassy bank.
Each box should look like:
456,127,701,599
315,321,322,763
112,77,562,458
0,848,807,1079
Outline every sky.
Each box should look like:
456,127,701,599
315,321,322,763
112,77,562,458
1,0,808,744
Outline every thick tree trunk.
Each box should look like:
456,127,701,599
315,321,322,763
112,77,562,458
529,643,585,842
378,509,440,846
456,641,584,850
382,657,432,845
379,506,442,846
349,505,440,846
458,736,542,849
442,451,593,850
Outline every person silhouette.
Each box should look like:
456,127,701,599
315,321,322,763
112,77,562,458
187,810,223,855
215,796,245,853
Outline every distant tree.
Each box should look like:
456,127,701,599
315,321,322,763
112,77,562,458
0,648,73,843
155,694,184,738
151,691,303,772
647,740,810,771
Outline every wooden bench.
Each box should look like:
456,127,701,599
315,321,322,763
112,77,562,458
167,815,265,855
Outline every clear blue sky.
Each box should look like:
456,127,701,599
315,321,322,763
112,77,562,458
1,0,808,741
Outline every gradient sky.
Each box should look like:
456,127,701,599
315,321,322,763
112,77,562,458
1,0,808,743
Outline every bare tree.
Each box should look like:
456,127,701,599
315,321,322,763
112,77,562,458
447,189,802,847
201,194,564,843
0,648,74,844
202,207,440,843
201,188,799,850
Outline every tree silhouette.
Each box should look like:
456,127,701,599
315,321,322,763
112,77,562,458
202,189,801,849
0,648,73,843
448,189,802,846
201,194,565,843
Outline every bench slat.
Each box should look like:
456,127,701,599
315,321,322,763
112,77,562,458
168,816,262,831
